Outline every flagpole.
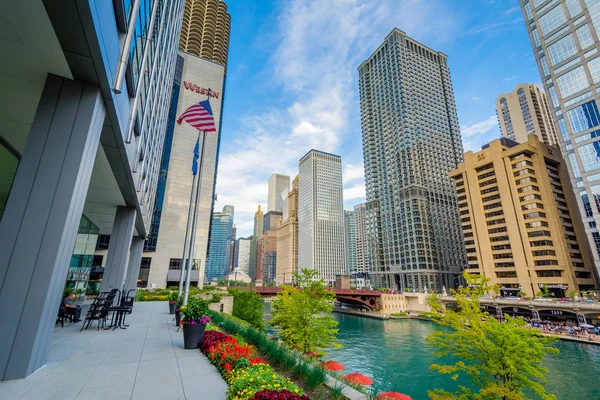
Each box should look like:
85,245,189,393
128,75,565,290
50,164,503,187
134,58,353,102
178,131,201,297
183,129,207,305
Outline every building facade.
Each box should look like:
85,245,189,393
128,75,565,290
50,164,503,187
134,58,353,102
0,0,185,379
257,211,282,284
298,150,347,283
249,205,264,281
358,28,465,292
521,0,600,277
205,205,234,282
142,0,231,288
233,236,252,274
353,202,370,288
277,176,299,285
345,210,357,275
450,136,597,297
496,83,559,146
268,173,290,212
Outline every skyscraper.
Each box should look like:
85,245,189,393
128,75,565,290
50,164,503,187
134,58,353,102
344,211,357,277
179,0,231,66
233,236,252,274
258,211,282,284
521,0,600,277
277,176,299,285
205,205,234,282
143,0,231,288
358,28,465,291
354,202,370,288
496,83,559,146
0,0,185,379
450,136,597,297
268,173,291,212
298,150,347,283
249,205,264,281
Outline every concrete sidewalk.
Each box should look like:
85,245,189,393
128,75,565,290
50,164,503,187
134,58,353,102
0,302,227,400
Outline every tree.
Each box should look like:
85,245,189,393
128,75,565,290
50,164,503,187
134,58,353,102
535,284,550,298
269,269,342,356
230,289,265,331
427,292,442,314
426,273,559,400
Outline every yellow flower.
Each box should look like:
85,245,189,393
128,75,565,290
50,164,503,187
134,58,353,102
272,374,276,378
249,378,253,382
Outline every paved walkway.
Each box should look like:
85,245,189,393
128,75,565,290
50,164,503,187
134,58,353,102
0,302,228,400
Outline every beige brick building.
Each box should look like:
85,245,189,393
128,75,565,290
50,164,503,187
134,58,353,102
449,136,597,297
276,176,299,285
496,83,559,146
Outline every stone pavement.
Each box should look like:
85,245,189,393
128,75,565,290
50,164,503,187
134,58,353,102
0,302,228,400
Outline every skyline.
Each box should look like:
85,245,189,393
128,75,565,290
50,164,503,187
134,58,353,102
213,0,543,236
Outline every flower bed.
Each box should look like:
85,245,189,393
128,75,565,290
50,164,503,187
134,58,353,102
200,328,307,400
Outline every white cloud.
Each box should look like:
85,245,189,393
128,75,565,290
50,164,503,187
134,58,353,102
471,96,482,101
460,116,500,152
215,0,459,236
503,76,518,82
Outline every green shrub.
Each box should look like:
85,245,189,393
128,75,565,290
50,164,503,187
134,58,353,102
391,312,408,317
229,289,265,331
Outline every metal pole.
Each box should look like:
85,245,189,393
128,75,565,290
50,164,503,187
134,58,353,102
113,0,141,94
178,167,198,297
183,130,207,305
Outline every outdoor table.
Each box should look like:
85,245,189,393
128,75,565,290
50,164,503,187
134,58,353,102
104,306,130,330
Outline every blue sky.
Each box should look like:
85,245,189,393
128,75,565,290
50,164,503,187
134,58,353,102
213,0,543,237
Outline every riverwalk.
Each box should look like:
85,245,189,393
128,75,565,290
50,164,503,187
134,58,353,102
0,302,227,400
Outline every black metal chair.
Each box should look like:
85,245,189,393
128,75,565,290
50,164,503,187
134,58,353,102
81,289,118,331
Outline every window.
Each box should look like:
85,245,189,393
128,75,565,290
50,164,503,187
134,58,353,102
485,210,504,218
514,168,536,177
169,258,183,270
533,250,556,256
567,100,600,133
524,211,547,219
547,34,577,65
536,270,562,277
516,177,538,185
530,240,554,246
478,171,495,180
513,160,533,169
492,244,512,251
588,57,600,84
490,235,509,242
96,234,110,250
556,66,588,98
487,218,506,226
489,227,508,234
482,194,501,202
476,163,494,173
140,257,152,269
522,202,544,210
518,185,539,193
481,186,499,195
496,262,515,268
578,141,600,172
577,24,595,49
493,253,514,260
535,259,559,266
526,220,549,228
539,5,567,35
479,178,497,188
520,194,542,202
567,0,583,17
496,271,518,278
483,202,502,210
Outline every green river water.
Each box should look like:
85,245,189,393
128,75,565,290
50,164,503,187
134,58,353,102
324,313,600,400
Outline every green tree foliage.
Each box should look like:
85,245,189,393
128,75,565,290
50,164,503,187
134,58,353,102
426,273,559,400
230,289,265,331
427,292,442,314
535,284,550,298
269,269,342,356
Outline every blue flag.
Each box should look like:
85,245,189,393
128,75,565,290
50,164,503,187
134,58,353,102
192,138,199,176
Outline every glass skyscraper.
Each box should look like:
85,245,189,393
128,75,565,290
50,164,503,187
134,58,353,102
358,28,465,292
520,0,600,276
205,205,234,282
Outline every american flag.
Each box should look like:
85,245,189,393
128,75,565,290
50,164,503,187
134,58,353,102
176,99,216,133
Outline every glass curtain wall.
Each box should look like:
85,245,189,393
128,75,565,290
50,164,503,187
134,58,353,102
65,215,99,301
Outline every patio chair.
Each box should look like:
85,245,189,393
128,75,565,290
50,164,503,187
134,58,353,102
80,289,118,331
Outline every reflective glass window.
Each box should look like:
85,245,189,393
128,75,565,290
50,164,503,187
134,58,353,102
567,100,600,133
577,24,594,49
548,34,577,65
567,0,583,16
556,66,589,98
539,5,567,35
578,140,600,171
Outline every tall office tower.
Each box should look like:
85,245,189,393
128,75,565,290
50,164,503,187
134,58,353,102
521,0,600,277
298,150,347,283
0,0,185,380
277,176,299,285
449,136,597,297
233,236,252,274
179,0,231,66
249,205,264,280
257,211,282,284
143,0,231,288
496,83,560,146
345,211,357,276
358,29,465,292
268,173,291,212
353,203,370,288
205,205,234,282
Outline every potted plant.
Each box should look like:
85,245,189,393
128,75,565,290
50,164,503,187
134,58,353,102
179,296,210,349
174,296,183,327
168,291,178,314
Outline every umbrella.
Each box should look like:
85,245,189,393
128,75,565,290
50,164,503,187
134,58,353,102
377,392,413,400
322,360,344,371
343,373,374,386
580,323,595,328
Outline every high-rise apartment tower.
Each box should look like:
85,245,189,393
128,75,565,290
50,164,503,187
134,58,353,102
268,173,291,212
521,0,600,276
496,83,559,146
276,176,299,285
358,28,465,291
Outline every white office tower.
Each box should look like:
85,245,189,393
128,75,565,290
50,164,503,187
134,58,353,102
268,173,291,212
298,150,347,283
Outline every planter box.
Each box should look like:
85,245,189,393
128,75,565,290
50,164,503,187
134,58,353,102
182,323,206,349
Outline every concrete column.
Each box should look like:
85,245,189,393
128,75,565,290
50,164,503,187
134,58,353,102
124,236,144,291
100,207,137,293
0,75,105,380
